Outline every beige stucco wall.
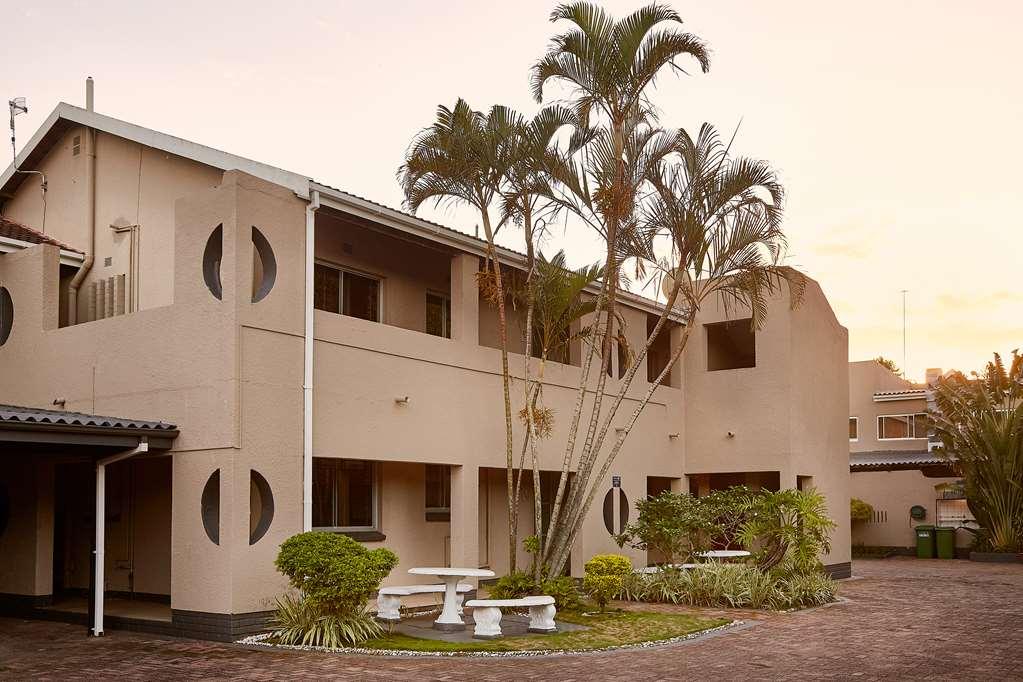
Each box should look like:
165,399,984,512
848,360,928,452
850,469,971,548
3,127,223,316
683,278,852,567
0,117,855,621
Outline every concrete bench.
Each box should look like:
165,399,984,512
464,595,556,639
376,583,473,622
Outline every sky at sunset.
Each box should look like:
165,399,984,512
3,0,1020,381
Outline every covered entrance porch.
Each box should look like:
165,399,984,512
0,404,178,636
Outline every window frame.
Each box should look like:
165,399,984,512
313,258,384,323
849,417,859,442
425,291,451,339
311,457,381,533
876,413,928,440
424,464,451,521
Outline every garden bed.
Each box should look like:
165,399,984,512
240,610,732,657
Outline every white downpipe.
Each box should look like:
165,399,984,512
303,190,320,532
93,440,148,637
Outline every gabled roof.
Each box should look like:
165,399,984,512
1,103,681,321
0,215,82,252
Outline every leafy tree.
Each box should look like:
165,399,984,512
615,491,716,564
737,489,835,573
931,351,1023,552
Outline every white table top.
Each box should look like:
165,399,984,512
697,550,751,558
409,567,496,578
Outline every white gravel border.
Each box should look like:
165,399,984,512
237,620,742,658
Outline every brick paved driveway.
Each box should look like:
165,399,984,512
1,558,1020,680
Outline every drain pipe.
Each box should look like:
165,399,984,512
302,189,320,531
93,438,148,637
68,77,97,325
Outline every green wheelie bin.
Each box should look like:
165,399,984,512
915,524,935,558
935,526,956,559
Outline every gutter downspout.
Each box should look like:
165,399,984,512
93,438,148,637
303,190,320,531
69,77,97,325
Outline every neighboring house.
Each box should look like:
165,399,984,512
0,92,851,641
848,361,973,554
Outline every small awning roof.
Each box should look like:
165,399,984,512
850,450,953,472
0,404,179,453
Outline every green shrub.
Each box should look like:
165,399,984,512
583,554,632,611
619,564,834,611
488,571,538,601
850,498,874,523
274,532,398,614
488,570,583,611
540,575,583,612
272,532,398,647
271,593,384,648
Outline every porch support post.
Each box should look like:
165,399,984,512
449,464,479,579
450,254,479,346
92,440,149,637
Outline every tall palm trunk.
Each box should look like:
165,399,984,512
479,209,517,572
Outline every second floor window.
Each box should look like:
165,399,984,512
877,413,928,440
314,263,380,322
426,292,451,338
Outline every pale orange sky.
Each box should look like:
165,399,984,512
3,0,1020,380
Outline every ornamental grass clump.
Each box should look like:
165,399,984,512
271,531,398,647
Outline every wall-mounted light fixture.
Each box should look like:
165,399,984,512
726,431,736,438
395,396,411,405
668,433,679,440
52,398,66,408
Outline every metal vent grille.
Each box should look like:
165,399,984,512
72,135,81,156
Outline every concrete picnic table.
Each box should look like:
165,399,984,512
408,566,495,631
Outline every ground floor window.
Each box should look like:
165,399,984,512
425,464,451,521
312,458,377,530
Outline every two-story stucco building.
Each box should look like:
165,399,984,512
0,90,851,641
848,360,972,554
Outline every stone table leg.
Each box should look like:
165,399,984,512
433,576,465,631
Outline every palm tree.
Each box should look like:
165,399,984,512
931,351,1023,552
545,123,802,574
399,100,523,569
529,1,713,574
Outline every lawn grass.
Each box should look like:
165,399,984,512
359,610,730,653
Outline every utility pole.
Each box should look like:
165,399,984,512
901,289,908,379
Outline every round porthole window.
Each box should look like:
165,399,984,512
251,227,277,303
201,469,221,545
602,487,629,535
0,286,13,346
202,225,224,300
249,469,274,545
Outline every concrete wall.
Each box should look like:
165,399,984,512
683,277,851,568
850,469,971,548
848,360,928,452
3,127,223,317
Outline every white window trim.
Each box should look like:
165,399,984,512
877,413,928,441
849,416,859,442
311,459,381,533
314,258,384,323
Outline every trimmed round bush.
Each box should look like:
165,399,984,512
583,553,632,610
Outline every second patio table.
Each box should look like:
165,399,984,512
408,566,496,630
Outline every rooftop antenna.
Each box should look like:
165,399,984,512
8,96,48,231
901,289,908,380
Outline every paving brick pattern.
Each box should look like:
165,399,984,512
1,558,1020,680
